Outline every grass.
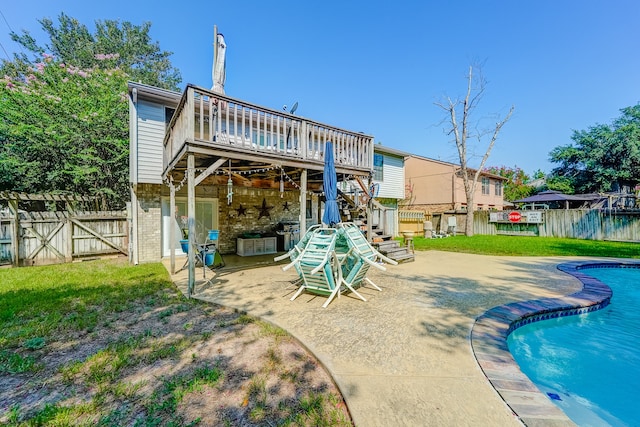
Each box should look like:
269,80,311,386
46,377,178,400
410,234,640,258
0,260,172,352
0,258,352,426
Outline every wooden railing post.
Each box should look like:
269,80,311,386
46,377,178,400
185,87,195,144
300,121,308,159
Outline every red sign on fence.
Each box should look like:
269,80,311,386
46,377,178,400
508,211,522,223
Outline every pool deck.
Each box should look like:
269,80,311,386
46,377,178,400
164,251,622,426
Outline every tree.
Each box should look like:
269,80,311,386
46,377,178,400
485,166,534,202
0,54,129,208
436,66,514,236
5,13,181,90
548,104,640,194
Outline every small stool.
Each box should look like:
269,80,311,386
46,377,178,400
405,236,414,252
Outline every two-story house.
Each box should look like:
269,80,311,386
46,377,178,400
128,82,379,271
403,154,507,212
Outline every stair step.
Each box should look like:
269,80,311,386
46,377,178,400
384,248,412,257
393,253,416,263
375,241,400,250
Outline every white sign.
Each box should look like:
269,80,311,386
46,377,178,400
490,211,544,224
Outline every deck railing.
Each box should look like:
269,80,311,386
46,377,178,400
164,85,374,173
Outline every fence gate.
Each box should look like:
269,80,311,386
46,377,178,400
1,192,129,267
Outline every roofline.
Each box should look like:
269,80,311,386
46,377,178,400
406,154,507,180
373,144,413,158
128,81,181,104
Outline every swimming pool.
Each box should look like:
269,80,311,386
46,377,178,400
508,266,640,426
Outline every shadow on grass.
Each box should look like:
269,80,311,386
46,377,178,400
0,260,351,426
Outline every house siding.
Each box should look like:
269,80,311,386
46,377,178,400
135,101,166,184
375,153,405,199
404,156,506,212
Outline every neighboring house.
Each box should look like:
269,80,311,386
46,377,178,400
403,155,507,212
128,82,376,265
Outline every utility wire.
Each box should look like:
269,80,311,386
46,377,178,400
0,8,19,61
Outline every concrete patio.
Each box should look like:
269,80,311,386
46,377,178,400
164,250,588,426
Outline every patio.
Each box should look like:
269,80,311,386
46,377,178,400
164,250,585,426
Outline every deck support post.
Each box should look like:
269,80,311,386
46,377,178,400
366,177,373,242
300,169,307,233
169,178,176,275
187,154,196,298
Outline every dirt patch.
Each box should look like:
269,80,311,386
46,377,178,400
0,286,352,426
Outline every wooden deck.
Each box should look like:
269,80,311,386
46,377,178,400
163,84,375,178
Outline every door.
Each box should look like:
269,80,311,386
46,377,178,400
161,198,219,257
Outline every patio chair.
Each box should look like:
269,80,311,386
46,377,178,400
274,224,320,265
285,228,344,308
336,222,397,291
335,250,373,302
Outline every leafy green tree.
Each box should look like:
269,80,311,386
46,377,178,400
485,166,534,201
548,104,640,193
0,55,129,208
5,13,181,90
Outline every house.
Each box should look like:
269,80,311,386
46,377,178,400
403,155,507,213
128,82,378,269
368,144,410,237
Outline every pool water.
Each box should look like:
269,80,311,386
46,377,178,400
508,267,640,426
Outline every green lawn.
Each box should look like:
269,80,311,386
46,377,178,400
0,259,351,426
410,234,639,258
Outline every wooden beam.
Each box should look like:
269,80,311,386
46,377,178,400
187,154,196,298
194,157,228,187
70,219,127,255
24,222,66,261
0,191,93,202
169,179,176,274
300,169,307,233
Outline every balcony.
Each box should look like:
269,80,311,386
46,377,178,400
163,85,374,178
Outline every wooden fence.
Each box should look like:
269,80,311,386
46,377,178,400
0,210,129,266
398,210,434,233
473,209,640,242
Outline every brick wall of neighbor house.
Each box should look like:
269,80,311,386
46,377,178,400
135,183,163,263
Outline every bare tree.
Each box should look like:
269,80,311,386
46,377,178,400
436,65,514,236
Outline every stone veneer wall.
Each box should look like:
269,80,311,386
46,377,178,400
218,186,301,255
133,183,303,262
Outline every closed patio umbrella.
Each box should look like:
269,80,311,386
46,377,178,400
212,32,226,94
322,141,341,226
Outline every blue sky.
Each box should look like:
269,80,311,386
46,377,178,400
1,1,638,174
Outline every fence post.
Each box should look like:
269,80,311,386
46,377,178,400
9,199,19,267
65,214,73,262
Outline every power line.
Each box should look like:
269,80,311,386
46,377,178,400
0,8,19,61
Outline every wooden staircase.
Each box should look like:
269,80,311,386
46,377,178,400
370,225,415,263
338,189,415,264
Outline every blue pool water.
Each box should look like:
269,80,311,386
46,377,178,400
508,267,640,426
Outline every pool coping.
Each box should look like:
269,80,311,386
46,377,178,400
471,260,640,426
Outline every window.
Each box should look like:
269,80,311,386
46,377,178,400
164,107,176,129
495,181,502,196
482,177,490,195
373,153,384,181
